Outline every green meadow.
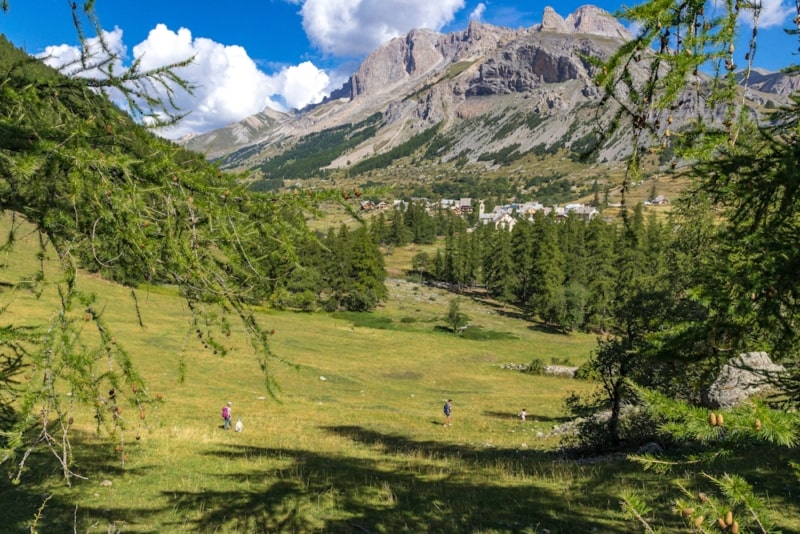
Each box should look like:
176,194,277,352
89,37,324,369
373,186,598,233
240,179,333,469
1,214,798,533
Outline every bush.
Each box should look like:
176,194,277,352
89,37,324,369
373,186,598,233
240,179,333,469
574,360,599,380
527,358,546,375
561,392,665,454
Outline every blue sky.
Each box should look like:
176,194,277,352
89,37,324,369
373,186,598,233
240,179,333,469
2,1,797,138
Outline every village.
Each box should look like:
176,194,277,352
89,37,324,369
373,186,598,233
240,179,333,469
360,195,670,231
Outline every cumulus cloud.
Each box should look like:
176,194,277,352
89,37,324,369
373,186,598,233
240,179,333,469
298,0,465,57
39,24,337,139
131,24,286,137
470,3,487,22
739,0,795,28
38,0,479,137
39,27,126,79
273,61,331,110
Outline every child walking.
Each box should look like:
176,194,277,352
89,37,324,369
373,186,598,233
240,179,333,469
221,401,232,430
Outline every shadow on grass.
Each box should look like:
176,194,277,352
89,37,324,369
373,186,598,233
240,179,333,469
164,446,635,534
483,410,521,421
6,428,799,534
159,426,661,533
482,410,572,424
0,429,161,533
528,323,569,336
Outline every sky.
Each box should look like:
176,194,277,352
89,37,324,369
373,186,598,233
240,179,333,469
1,0,797,139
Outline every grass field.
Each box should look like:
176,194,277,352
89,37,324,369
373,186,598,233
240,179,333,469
1,213,798,533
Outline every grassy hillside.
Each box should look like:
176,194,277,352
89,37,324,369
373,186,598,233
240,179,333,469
1,213,798,533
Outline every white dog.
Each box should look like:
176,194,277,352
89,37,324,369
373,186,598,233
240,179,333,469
234,416,243,433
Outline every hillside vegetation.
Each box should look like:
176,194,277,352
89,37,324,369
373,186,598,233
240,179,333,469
3,2,800,532
2,213,798,533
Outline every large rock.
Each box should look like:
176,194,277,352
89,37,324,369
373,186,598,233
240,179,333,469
704,352,785,408
540,7,569,33
565,5,632,40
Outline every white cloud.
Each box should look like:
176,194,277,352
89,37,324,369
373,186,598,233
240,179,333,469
470,3,487,22
38,27,126,79
298,0,465,57
132,24,285,138
738,0,794,28
273,61,331,110
739,0,796,28
38,24,338,139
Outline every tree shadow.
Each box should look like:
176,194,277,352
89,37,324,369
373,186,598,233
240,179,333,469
482,411,572,424
528,323,569,336
8,426,794,533
483,410,522,421
0,429,160,532
160,435,648,534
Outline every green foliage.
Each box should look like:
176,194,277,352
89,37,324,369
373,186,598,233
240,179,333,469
619,490,655,534
0,29,347,482
349,123,443,175
315,225,387,312
477,143,522,165
568,132,600,163
588,1,800,527
445,297,469,334
525,111,545,130
523,172,576,205
416,173,514,201
618,384,799,533
490,112,526,142
254,113,383,182
422,133,456,160
331,311,394,330
573,360,599,381
458,326,516,341
632,385,800,449
527,358,546,375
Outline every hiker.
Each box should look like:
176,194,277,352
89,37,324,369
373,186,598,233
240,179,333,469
519,408,527,422
443,399,452,426
221,401,232,430
234,416,243,433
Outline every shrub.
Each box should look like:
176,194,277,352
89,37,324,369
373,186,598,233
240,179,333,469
527,358,546,375
574,361,599,380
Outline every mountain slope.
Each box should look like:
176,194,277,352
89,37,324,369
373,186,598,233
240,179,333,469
183,5,796,197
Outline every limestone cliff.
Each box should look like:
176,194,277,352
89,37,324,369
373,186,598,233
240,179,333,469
182,4,793,174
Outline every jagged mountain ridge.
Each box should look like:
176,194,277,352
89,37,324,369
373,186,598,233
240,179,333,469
183,5,795,183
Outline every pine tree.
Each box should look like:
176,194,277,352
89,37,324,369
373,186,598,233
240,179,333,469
590,1,800,527
527,212,566,327
584,215,617,333
560,214,590,331
482,225,516,303
343,225,387,311
404,200,436,244
388,208,410,246
369,212,389,246
510,220,535,306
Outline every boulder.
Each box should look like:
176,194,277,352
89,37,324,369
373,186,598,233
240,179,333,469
704,352,785,408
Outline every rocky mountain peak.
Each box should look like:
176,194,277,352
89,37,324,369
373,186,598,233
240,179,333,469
540,7,569,33
537,5,632,41
565,5,632,40
183,4,791,169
